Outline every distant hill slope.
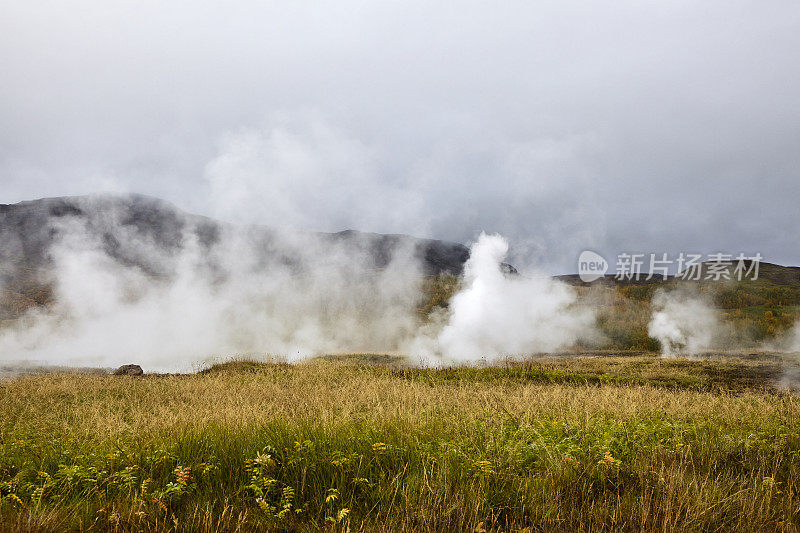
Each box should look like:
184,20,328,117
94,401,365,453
0,194,475,319
557,261,800,288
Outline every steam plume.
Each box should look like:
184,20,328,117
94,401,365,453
414,233,594,363
647,289,719,357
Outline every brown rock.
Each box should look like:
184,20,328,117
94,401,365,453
113,364,144,376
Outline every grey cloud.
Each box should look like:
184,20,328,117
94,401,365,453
1,0,799,273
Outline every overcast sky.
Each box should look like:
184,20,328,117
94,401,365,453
1,1,799,272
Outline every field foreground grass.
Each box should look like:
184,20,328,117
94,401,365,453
1,354,800,532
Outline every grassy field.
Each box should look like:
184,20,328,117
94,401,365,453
2,354,800,532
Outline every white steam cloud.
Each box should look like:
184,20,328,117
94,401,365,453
0,209,598,372
412,233,594,363
647,289,720,357
0,208,423,372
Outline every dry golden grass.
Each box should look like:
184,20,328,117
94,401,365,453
1,355,799,531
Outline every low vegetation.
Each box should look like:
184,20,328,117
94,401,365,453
2,354,800,531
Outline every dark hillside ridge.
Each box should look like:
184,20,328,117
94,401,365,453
0,194,473,276
0,194,483,318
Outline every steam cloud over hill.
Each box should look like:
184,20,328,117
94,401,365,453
0,194,553,371
4,194,800,372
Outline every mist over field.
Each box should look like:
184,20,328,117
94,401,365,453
1,2,799,371
4,192,800,372
5,3,800,531
0,195,604,371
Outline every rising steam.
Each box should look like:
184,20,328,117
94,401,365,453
647,288,720,357
0,206,423,372
412,233,594,363
0,203,600,372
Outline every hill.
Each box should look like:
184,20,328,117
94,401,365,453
557,261,800,288
0,194,474,319
2,194,799,353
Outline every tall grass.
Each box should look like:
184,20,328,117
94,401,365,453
1,356,799,531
